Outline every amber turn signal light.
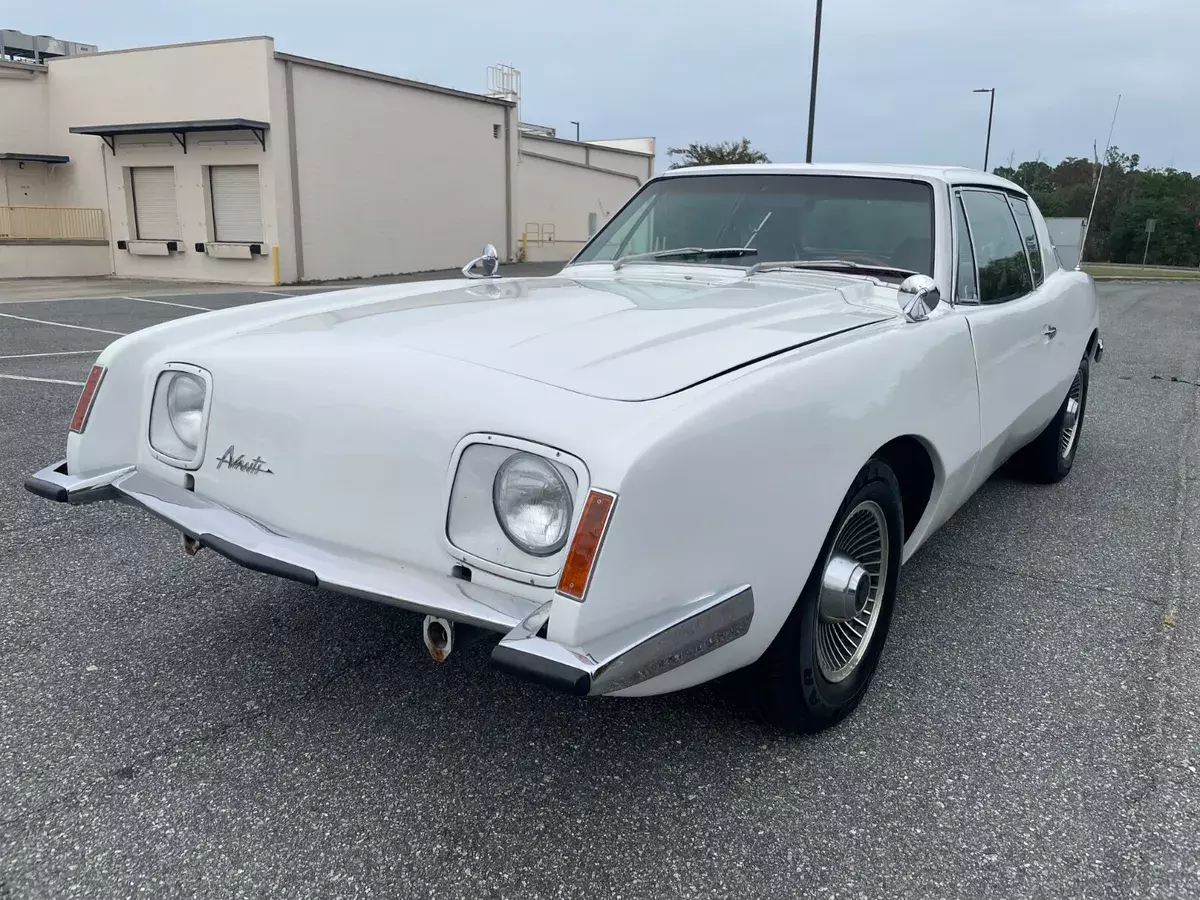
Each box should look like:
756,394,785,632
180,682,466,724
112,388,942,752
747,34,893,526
556,489,616,601
70,365,106,433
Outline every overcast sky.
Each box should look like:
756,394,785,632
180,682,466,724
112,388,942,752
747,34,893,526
12,0,1198,174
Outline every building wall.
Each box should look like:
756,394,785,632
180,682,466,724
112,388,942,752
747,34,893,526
2,158,46,205
1046,216,1086,269
0,242,109,276
43,37,285,283
267,56,300,283
2,36,654,282
516,147,642,262
0,63,52,207
0,61,49,150
588,137,656,160
285,57,512,281
0,61,108,278
519,134,653,184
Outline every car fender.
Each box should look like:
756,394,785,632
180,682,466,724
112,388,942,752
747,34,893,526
568,312,981,696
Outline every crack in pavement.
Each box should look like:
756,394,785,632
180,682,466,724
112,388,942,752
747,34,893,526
1151,374,1200,388
1120,342,1200,898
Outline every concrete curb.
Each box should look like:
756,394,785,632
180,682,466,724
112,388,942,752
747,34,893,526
1091,276,1200,283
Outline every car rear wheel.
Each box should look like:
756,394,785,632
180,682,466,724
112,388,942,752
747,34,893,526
754,459,904,733
1018,355,1089,484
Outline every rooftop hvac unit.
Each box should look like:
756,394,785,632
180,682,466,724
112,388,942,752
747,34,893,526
0,28,97,62
35,35,67,57
1,29,37,55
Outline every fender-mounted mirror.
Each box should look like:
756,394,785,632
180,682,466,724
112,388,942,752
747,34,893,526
462,243,500,279
897,274,939,322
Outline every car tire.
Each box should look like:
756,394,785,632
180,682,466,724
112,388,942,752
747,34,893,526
754,459,904,734
1018,355,1089,484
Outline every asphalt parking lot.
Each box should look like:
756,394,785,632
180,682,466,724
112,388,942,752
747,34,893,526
1,280,1198,899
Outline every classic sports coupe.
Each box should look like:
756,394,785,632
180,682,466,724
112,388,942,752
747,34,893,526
27,163,1102,733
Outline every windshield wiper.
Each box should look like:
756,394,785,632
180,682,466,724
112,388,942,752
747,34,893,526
612,247,759,270
744,259,917,279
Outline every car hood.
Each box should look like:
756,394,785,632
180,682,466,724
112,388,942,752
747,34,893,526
225,271,895,401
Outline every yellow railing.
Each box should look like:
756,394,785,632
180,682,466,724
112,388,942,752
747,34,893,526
0,206,106,240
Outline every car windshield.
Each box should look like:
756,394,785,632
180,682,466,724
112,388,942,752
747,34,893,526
572,173,935,279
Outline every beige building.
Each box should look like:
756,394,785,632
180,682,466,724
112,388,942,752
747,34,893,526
0,34,653,283
517,131,654,262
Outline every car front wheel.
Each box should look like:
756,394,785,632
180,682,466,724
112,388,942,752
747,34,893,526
754,459,904,733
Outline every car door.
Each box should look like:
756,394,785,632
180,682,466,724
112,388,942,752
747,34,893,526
954,187,1061,482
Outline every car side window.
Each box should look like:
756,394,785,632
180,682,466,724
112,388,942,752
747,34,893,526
959,190,1034,304
953,192,979,302
1008,196,1044,286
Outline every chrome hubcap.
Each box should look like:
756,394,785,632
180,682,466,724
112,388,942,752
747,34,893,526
816,500,889,683
1060,372,1083,459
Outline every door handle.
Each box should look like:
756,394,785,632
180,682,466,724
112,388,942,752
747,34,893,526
1043,325,1057,339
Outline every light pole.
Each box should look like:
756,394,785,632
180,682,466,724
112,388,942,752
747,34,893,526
805,0,823,163
570,120,580,142
973,88,995,172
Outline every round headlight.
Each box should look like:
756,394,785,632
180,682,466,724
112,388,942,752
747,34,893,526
166,372,206,450
492,452,573,557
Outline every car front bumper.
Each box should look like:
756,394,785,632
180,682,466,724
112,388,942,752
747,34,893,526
26,460,754,697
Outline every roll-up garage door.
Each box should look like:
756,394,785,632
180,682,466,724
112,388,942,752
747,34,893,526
210,165,263,242
131,167,179,240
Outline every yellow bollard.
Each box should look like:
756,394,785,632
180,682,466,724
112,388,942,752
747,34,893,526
520,232,527,262
272,245,281,285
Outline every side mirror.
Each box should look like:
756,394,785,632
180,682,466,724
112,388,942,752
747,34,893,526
897,274,939,322
462,243,500,279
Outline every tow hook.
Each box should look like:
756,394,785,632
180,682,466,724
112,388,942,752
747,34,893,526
423,616,455,663
183,535,202,557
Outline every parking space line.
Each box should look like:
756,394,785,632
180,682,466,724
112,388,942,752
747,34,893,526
122,295,212,311
0,312,127,336
0,373,85,386
0,350,101,360
258,289,300,297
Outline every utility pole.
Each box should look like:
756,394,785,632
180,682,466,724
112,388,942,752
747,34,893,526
570,120,580,142
805,0,823,163
973,88,995,172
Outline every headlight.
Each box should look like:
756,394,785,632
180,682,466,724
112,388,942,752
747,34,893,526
492,452,573,556
148,366,210,468
166,373,206,449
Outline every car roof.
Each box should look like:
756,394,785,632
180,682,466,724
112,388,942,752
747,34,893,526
659,162,1025,193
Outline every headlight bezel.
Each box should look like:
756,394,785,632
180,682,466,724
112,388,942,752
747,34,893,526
147,362,213,470
444,434,590,586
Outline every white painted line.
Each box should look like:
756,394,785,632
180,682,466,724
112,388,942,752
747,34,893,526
257,289,298,297
0,312,127,336
0,373,85,386
122,295,212,311
0,295,122,306
0,349,100,360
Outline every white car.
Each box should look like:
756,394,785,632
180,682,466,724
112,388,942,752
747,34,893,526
27,163,1102,733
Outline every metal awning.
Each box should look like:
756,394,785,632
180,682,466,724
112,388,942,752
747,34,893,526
68,118,269,154
0,152,71,164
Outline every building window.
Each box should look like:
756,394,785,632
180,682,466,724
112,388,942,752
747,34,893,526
129,167,180,240
493,124,501,139
209,165,263,242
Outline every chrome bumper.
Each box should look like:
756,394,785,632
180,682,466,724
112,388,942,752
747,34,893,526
25,460,754,696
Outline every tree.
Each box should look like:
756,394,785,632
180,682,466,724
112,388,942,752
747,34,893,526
666,138,769,169
995,147,1200,267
